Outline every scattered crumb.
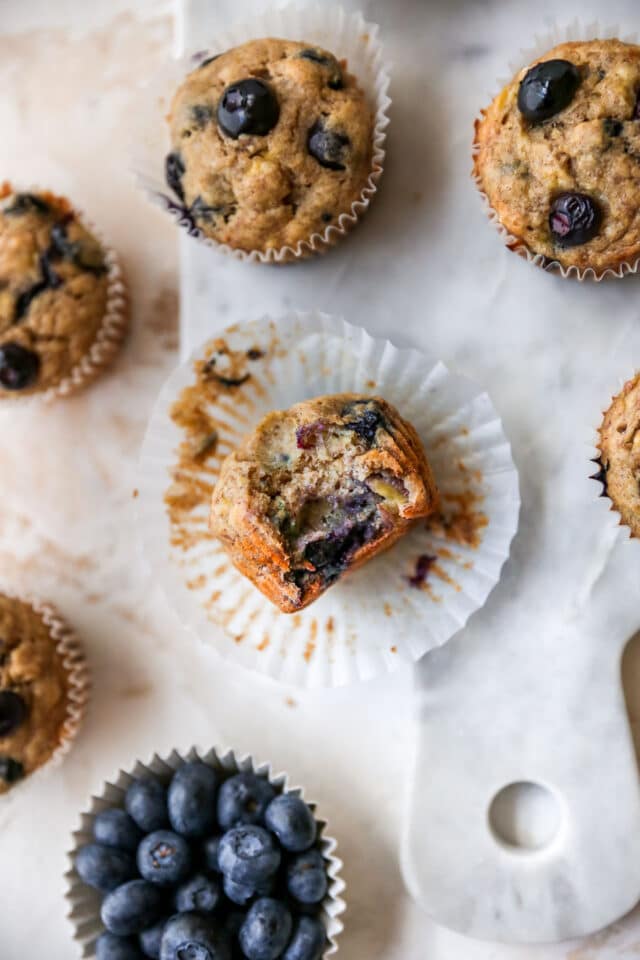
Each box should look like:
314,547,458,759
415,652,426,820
132,488,139,499
384,602,393,617
390,645,397,654
303,641,315,662
326,616,334,634
257,635,269,652
285,697,297,708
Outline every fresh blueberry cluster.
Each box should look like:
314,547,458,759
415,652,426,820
75,761,329,960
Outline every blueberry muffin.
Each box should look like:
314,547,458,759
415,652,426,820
72,758,333,960
166,38,374,255
0,595,83,794
597,373,640,537
210,394,439,612
474,39,640,275
0,187,123,397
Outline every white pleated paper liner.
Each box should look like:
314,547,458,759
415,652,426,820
0,588,89,793
473,23,640,282
137,312,520,688
65,746,345,959
589,368,640,543
0,185,128,404
129,2,390,263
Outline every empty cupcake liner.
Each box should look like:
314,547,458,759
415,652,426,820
473,22,640,282
137,311,520,688
590,368,640,543
0,587,90,790
0,185,128,404
129,2,391,263
65,745,346,959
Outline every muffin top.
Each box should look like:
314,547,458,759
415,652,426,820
0,188,109,396
0,595,70,794
474,39,640,274
598,373,640,537
166,38,374,253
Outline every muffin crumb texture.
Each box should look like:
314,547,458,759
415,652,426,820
598,373,640,537
166,38,374,253
474,39,640,274
210,393,439,612
0,595,70,794
0,187,109,395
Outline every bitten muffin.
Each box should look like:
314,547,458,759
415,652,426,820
0,187,120,396
166,38,374,254
210,394,439,612
597,373,640,537
474,39,640,275
0,595,78,794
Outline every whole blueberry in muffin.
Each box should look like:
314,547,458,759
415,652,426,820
475,39,640,275
166,38,374,254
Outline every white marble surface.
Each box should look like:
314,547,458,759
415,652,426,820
1,1,640,959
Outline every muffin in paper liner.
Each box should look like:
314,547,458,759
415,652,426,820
65,746,346,958
472,22,640,282
129,2,390,263
591,369,640,542
0,184,128,404
0,588,90,791
137,312,520,688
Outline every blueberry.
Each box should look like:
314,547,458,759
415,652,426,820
298,49,343,89
635,90,640,120
603,117,623,137
222,875,255,906
343,406,383,445
217,773,275,829
137,830,192,887
517,59,580,122
307,121,349,170
0,343,40,390
101,880,165,936
191,104,213,128
168,761,218,838
0,756,23,783
286,851,328,905
175,873,220,914
126,778,169,833
264,795,316,852
3,193,51,216
139,919,166,959
159,912,230,960
0,690,27,736
165,152,186,202
549,191,601,247
238,898,292,960
217,79,279,139
282,916,326,960
75,843,136,892
202,835,222,873
94,809,143,853
95,932,144,960
218,826,281,886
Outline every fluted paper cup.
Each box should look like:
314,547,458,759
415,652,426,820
473,23,640,281
137,312,520,687
591,369,640,542
65,746,345,958
130,2,390,263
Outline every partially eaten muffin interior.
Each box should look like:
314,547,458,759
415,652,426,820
210,394,439,612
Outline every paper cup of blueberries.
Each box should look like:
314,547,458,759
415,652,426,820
66,747,345,960
129,2,390,263
137,311,520,687
473,25,640,281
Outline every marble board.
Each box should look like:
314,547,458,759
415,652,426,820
176,0,640,945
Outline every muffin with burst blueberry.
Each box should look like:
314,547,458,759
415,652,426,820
70,754,339,960
474,39,640,276
165,38,376,257
596,372,640,537
210,393,438,613
0,185,126,398
0,593,87,794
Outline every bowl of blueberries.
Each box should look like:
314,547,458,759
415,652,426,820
66,748,345,960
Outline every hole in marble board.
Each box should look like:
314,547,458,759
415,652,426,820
488,781,562,852
622,630,640,765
